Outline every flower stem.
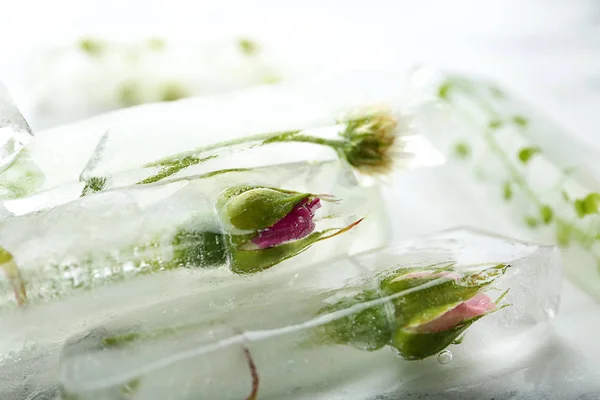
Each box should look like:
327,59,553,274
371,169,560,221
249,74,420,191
140,128,347,185
445,78,600,264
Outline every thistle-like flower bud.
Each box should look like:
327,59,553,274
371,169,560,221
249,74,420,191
337,108,401,176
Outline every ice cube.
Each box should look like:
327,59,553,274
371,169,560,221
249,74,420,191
57,228,561,400
0,160,387,358
0,80,45,200
6,71,441,204
405,67,600,301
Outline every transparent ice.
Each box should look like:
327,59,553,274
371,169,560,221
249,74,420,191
0,160,388,311
403,67,600,300
56,229,561,400
0,72,442,208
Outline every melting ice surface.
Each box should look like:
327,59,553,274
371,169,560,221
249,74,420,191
0,81,33,171
54,229,563,400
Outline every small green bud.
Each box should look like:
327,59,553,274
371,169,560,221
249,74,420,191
518,147,541,164
217,186,309,231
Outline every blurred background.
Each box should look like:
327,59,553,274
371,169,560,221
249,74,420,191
0,0,598,149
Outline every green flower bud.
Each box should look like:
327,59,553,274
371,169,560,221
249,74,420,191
217,185,310,231
318,264,510,360
391,320,475,360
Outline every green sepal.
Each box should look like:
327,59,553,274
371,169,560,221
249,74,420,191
392,316,483,360
229,231,322,274
229,220,361,274
382,264,507,327
217,185,310,231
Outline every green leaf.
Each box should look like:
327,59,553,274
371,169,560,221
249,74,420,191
148,38,166,50
512,115,528,127
561,190,570,202
489,86,505,99
540,205,553,224
556,221,572,246
503,182,513,201
524,216,539,228
117,82,141,107
574,193,600,218
81,176,107,196
454,142,470,159
518,147,541,164
79,38,104,55
438,82,452,100
101,332,141,348
138,155,216,184
488,120,504,130
160,82,188,102
238,38,259,56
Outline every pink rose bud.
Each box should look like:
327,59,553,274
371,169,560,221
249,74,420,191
251,197,321,249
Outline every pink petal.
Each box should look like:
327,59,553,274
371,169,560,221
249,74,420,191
251,197,321,249
415,292,496,333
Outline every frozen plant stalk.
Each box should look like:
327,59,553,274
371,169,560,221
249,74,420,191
408,67,600,300
58,229,561,400
1,74,442,210
0,160,388,365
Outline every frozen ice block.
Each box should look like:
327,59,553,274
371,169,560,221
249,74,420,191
0,159,389,379
58,229,561,400
0,72,442,208
26,36,280,128
0,160,388,314
404,68,600,300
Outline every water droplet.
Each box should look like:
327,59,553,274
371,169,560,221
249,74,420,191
437,350,453,364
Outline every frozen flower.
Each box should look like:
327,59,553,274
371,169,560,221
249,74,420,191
319,264,510,360
138,107,409,187
172,185,362,274
336,108,400,175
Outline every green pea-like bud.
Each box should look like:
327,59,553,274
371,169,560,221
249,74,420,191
217,185,310,231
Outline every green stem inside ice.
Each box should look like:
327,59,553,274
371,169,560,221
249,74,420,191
139,129,347,185
441,78,600,268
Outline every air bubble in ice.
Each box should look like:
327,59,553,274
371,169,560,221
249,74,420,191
437,350,453,365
